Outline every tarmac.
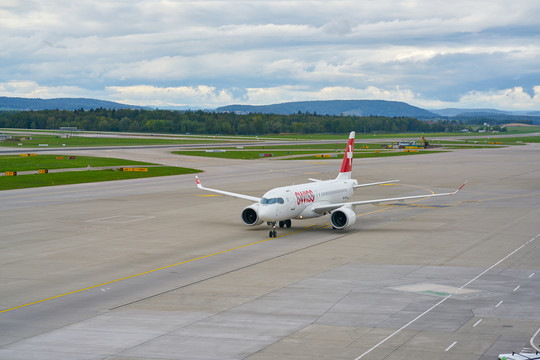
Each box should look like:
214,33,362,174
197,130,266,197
0,141,539,359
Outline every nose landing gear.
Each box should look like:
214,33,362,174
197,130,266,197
269,223,277,238
269,220,291,237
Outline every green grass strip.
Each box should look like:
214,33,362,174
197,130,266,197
291,150,446,160
1,167,202,191
0,154,154,172
0,134,228,148
174,150,319,159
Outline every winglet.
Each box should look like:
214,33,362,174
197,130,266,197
195,176,202,188
451,180,468,195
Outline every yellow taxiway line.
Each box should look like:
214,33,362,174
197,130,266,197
0,224,317,314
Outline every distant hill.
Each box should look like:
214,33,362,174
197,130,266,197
0,96,146,111
431,108,509,117
217,100,439,118
431,107,540,124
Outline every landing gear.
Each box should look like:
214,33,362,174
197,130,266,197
271,220,291,237
269,222,277,238
278,220,292,228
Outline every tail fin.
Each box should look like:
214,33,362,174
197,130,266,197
336,131,355,179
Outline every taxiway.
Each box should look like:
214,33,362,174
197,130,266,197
0,142,539,359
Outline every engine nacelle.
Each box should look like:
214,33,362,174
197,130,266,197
241,203,264,226
330,206,356,230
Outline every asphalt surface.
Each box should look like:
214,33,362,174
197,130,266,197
0,141,539,360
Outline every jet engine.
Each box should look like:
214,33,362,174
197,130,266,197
330,206,356,229
241,203,264,226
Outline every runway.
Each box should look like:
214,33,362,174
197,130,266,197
0,142,539,359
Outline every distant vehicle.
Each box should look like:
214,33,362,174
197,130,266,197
196,131,466,237
385,136,431,149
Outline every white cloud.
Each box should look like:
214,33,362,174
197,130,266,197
1,0,539,110
0,80,95,98
458,87,540,110
104,84,421,108
105,84,237,108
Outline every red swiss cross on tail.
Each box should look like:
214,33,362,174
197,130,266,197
336,131,355,180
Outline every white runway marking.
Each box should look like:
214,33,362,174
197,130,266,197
513,285,520,292
473,319,483,327
445,341,457,352
531,327,540,352
495,300,503,308
354,233,540,360
529,272,535,278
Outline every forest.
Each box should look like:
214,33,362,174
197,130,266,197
0,108,466,135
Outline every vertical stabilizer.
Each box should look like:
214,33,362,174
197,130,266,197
336,131,355,179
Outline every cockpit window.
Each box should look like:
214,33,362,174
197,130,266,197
261,197,284,205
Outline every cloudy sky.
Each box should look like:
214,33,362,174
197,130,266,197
1,0,540,110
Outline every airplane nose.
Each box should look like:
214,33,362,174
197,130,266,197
258,205,277,222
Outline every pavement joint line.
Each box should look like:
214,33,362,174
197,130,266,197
354,232,540,360
0,202,401,315
0,225,316,315
110,225,354,311
0,192,415,314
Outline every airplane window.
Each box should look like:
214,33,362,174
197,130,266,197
261,197,283,205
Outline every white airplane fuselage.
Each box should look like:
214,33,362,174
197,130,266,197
258,178,357,222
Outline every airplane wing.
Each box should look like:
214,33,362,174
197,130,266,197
195,176,261,202
312,182,467,214
354,180,399,188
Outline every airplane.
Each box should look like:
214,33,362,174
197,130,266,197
195,131,466,238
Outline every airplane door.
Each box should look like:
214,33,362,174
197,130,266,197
286,190,296,210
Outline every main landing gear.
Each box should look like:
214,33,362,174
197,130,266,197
279,220,292,228
268,220,291,237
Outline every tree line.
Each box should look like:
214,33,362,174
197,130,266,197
0,108,466,135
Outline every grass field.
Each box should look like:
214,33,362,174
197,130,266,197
173,148,446,160
504,125,540,134
0,133,232,148
0,154,153,172
292,150,446,160
1,167,201,191
173,150,321,159
0,154,202,190
481,136,540,143
240,143,384,150
2,128,539,148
